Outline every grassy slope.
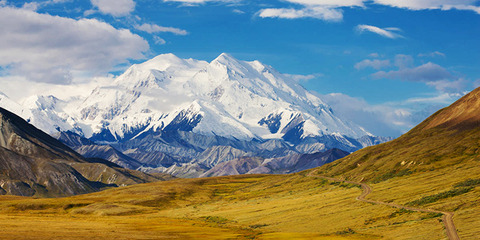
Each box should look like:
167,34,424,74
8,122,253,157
314,88,480,239
0,173,446,240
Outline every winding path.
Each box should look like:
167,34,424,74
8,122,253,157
307,172,460,240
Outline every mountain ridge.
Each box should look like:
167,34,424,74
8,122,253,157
0,107,171,197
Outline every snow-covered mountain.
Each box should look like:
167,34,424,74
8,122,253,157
0,53,392,177
7,53,371,142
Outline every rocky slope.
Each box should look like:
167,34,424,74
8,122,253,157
201,148,349,177
0,107,171,197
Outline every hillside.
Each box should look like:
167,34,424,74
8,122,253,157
314,87,480,239
0,173,451,239
317,87,480,182
0,107,171,197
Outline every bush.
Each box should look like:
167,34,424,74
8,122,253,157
407,187,473,206
454,178,480,188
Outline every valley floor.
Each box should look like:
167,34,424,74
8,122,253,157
2,167,478,240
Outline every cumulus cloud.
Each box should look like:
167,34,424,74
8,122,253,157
356,24,404,39
22,2,40,11
258,6,343,21
372,62,452,82
135,23,188,35
355,59,390,70
0,6,149,84
91,0,135,16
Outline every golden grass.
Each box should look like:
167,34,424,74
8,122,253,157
0,172,456,240
365,160,480,240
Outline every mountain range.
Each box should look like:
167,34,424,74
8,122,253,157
0,53,391,177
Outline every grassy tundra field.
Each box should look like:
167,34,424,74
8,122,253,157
1,167,478,240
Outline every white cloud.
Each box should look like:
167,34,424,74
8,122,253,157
258,6,343,21
356,24,404,39
405,92,463,105
355,59,390,70
283,0,364,7
368,54,470,94
426,78,468,94
373,62,452,82
163,0,239,5
233,9,245,14
394,54,414,68
22,2,40,11
0,6,148,84
91,0,135,17
169,0,480,17
135,23,188,35
418,51,446,58
320,91,464,136
284,73,323,82
257,0,368,21
320,93,413,136
0,75,114,102
153,36,167,45
373,0,480,14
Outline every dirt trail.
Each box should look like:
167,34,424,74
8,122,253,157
307,172,460,240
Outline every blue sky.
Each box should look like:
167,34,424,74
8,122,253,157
0,0,479,136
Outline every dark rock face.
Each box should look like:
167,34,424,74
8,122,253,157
0,107,170,197
258,113,283,134
163,109,203,132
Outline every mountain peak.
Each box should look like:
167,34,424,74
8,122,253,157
139,53,185,71
212,52,240,65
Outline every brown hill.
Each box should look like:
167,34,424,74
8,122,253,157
418,87,480,131
317,87,480,182
0,107,171,197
